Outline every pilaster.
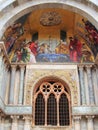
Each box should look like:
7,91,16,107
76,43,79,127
86,116,94,130
9,65,17,104
92,66,98,105
11,115,19,130
0,113,5,130
23,115,32,130
1,60,8,100
18,65,25,104
78,65,86,105
73,116,81,130
86,65,95,105
0,49,3,98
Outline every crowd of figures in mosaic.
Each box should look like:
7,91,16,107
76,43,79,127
2,14,98,63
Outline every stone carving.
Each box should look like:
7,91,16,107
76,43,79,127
40,11,61,26
25,67,79,105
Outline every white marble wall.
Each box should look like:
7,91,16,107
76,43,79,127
94,118,98,130
80,117,87,130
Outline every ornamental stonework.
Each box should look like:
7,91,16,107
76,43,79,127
24,65,79,106
40,11,61,26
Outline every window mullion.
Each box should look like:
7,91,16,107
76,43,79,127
57,96,59,126
45,96,47,126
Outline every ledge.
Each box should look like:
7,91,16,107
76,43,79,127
72,106,98,115
5,105,32,115
1,95,98,116
0,96,32,115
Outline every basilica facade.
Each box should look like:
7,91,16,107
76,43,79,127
0,0,98,130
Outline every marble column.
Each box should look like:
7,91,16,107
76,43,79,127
1,62,8,100
0,116,2,130
9,65,16,104
79,65,86,105
92,67,98,105
86,116,94,130
11,115,19,130
86,65,95,105
0,49,3,97
73,116,81,130
0,115,5,130
23,116,32,130
5,68,10,104
18,65,25,104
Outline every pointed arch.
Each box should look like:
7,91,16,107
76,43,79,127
33,76,71,126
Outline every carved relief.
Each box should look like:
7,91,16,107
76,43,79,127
24,66,79,106
40,11,61,26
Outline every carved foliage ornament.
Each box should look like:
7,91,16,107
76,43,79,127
40,11,62,26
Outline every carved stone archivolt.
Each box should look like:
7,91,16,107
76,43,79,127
24,67,79,106
40,11,61,26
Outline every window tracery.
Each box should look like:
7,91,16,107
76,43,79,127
33,81,71,126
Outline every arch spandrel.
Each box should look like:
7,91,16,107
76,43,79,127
24,65,80,106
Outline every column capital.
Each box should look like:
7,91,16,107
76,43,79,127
78,64,84,68
11,65,17,70
11,115,19,119
0,112,5,118
23,115,32,121
73,115,81,121
85,65,93,69
11,115,19,122
86,115,95,119
19,65,25,68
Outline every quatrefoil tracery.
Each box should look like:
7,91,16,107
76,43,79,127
40,82,64,95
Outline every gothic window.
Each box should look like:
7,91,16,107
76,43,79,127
35,93,45,125
34,81,70,126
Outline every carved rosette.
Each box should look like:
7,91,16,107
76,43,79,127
25,68,79,106
40,11,61,26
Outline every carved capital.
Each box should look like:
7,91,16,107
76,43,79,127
11,115,19,122
11,65,17,71
73,116,81,122
86,115,95,120
78,65,84,71
85,65,93,69
19,65,25,70
23,115,32,121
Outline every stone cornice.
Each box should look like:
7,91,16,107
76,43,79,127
1,97,98,116
5,105,32,115
0,97,32,115
72,106,98,115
